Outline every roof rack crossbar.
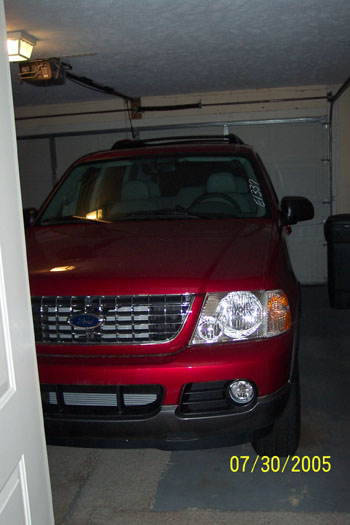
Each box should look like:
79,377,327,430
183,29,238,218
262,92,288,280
111,134,244,150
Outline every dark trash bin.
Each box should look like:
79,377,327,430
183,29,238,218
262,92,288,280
324,214,350,308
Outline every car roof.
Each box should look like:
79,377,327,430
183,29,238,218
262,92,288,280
73,135,257,165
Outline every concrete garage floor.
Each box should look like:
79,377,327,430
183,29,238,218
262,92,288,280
47,286,350,524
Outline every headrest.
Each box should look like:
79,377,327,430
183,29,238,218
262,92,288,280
207,172,237,193
146,181,161,197
121,180,149,200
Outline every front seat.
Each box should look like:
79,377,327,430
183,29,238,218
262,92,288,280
111,180,158,215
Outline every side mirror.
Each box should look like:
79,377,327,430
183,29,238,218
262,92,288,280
23,208,38,228
280,197,314,225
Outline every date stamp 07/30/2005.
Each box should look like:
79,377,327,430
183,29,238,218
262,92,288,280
229,456,332,474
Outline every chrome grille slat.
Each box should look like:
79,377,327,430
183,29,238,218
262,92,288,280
32,294,194,344
123,394,157,406
64,392,118,407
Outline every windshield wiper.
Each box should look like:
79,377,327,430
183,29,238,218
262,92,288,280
109,208,210,221
153,207,212,219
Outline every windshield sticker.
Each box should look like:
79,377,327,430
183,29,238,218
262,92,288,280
249,179,265,207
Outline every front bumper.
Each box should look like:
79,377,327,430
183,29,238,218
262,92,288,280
39,327,298,447
44,383,290,448
38,329,295,402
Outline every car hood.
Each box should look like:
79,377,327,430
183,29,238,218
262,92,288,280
26,219,274,296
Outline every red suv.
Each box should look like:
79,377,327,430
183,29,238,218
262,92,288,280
25,135,314,456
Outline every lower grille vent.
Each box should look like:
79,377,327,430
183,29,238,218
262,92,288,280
42,384,163,418
179,381,230,415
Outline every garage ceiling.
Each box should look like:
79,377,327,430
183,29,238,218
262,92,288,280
4,0,350,107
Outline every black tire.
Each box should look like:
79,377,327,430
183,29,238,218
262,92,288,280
252,371,300,458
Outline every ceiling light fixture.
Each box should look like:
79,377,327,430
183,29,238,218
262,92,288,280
7,31,36,62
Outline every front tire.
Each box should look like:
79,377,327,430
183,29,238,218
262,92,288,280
252,371,300,458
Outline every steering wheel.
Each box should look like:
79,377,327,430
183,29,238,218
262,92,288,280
190,192,241,212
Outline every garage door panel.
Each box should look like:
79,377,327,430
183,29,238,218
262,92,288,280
234,122,328,158
17,139,52,209
262,161,328,199
139,126,220,140
55,133,123,179
286,223,327,284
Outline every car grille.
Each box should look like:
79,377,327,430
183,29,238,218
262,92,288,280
41,384,164,417
32,294,194,344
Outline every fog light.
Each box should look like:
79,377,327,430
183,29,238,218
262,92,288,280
228,380,255,404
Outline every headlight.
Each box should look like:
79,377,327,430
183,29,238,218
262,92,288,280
191,290,291,345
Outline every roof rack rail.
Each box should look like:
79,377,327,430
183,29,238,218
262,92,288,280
111,134,245,150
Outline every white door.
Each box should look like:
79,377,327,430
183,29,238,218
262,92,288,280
0,4,54,524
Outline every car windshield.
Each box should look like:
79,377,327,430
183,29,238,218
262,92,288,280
39,154,271,224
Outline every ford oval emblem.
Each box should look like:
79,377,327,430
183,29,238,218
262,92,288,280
68,313,104,329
